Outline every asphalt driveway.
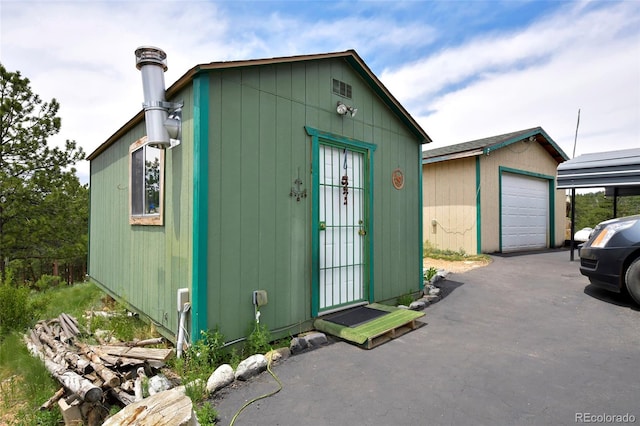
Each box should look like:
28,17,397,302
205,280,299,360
212,250,640,426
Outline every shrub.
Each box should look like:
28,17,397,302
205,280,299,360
0,271,47,337
34,274,60,291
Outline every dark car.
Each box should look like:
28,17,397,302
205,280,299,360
579,214,640,304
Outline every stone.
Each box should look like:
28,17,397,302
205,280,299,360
397,305,409,310
303,332,328,347
425,295,441,303
409,300,427,310
206,364,235,394
265,347,291,364
429,287,441,296
235,354,267,381
418,297,431,306
289,337,308,354
102,386,197,426
148,374,172,395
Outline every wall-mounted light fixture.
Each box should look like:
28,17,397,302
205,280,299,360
337,101,358,118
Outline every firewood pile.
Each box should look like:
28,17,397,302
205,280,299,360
24,313,175,425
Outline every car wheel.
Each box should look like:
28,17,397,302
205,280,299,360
625,257,640,305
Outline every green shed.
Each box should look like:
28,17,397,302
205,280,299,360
87,48,431,345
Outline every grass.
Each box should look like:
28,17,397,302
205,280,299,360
423,241,491,262
396,293,414,306
0,334,63,425
35,281,104,320
0,282,159,425
2,281,290,425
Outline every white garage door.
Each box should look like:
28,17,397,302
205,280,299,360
501,173,548,252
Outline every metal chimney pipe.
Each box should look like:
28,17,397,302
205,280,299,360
135,46,170,147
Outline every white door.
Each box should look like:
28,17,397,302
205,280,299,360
501,173,548,252
318,144,367,312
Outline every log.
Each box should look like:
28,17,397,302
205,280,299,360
23,334,44,360
39,320,53,336
131,337,165,347
36,328,89,374
102,387,197,426
96,346,173,362
44,358,103,403
109,387,136,406
60,313,82,336
39,387,65,411
58,315,76,343
65,351,91,374
75,343,121,388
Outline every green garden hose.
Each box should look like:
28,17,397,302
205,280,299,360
228,358,283,426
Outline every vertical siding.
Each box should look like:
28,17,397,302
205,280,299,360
422,157,477,255
89,86,194,340
479,141,563,252
207,65,314,340
205,58,421,340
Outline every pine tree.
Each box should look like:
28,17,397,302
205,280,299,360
0,63,85,281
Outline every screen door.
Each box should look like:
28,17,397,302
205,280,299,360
318,143,368,312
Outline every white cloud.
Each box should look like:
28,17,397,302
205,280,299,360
381,1,640,157
1,0,638,184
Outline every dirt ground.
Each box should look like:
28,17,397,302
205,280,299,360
423,256,492,274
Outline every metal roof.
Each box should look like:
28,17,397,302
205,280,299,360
556,148,640,191
88,50,430,161
422,127,568,164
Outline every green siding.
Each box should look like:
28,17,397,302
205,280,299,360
90,56,423,343
89,85,194,340
203,58,422,340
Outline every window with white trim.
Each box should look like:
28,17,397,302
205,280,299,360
129,137,164,225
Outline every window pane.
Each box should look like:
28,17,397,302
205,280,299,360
145,146,161,214
131,147,144,215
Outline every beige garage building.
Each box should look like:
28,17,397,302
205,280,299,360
422,127,569,255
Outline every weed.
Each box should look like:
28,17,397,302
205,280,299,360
424,240,490,262
396,293,414,306
170,327,229,403
185,377,208,404
196,401,218,425
245,321,272,356
228,348,242,370
423,267,438,283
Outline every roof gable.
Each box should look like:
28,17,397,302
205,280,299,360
88,50,430,160
422,127,569,165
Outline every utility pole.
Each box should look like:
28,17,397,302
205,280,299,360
570,108,580,261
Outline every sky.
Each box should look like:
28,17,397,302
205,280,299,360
1,0,639,184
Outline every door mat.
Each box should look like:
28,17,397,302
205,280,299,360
323,305,389,327
314,303,425,349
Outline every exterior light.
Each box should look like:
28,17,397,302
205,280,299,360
337,101,358,118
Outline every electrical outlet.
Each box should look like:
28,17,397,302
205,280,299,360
252,290,268,307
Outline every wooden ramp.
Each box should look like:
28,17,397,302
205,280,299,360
314,303,425,349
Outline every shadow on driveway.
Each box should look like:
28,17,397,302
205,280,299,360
583,284,640,311
430,279,464,302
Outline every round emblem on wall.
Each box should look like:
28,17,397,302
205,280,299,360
392,168,404,190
